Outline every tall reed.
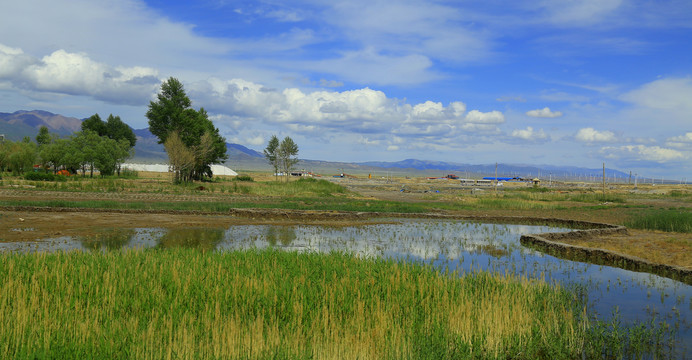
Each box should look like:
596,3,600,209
0,249,599,359
626,209,692,233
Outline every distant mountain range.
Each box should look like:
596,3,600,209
360,159,630,179
1,110,632,179
0,110,83,139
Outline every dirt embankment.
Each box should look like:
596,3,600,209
521,229,692,285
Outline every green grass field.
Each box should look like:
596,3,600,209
0,249,672,359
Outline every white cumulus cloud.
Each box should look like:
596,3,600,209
0,45,160,105
526,107,563,118
464,110,505,124
511,127,548,141
575,127,617,143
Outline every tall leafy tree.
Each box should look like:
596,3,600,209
146,77,191,145
35,126,55,171
0,140,10,172
94,138,131,176
105,114,137,148
264,135,280,181
72,130,101,177
39,138,69,173
278,136,299,182
35,126,52,147
146,77,227,182
82,114,107,136
6,138,37,173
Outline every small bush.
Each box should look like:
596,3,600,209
24,172,67,182
234,175,254,182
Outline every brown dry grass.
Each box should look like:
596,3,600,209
555,229,692,270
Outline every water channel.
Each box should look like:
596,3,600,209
2,219,690,357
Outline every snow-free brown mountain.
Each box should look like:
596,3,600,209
0,110,83,139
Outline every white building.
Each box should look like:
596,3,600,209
121,163,238,176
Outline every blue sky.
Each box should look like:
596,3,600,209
1,0,691,179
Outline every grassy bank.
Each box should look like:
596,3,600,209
0,249,672,359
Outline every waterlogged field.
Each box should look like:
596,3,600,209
1,220,691,358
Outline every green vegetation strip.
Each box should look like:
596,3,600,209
626,209,692,233
0,198,432,214
0,249,671,359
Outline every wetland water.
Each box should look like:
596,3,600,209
2,219,691,357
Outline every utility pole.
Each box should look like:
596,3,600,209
602,163,606,201
495,162,498,196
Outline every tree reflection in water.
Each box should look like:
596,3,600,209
266,226,297,247
156,228,225,251
80,229,136,251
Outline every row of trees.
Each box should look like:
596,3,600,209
2,77,301,183
264,135,300,182
0,114,136,177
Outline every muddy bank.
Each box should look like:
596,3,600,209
521,228,692,285
1,205,620,227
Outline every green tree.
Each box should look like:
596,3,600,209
146,77,228,182
39,138,70,173
278,136,299,182
146,78,191,145
35,126,55,171
70,131,101,177
82,114,107,136
94,137,131,176
35,126,52,147
264,135,280,181
83,113,136,148
105,114,137,148
0,140,10,172
79,114,135,176
7,138,37,173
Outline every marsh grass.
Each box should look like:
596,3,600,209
626,209,692,233
0,194,432,214
0,249,671,359
501,191,625,204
